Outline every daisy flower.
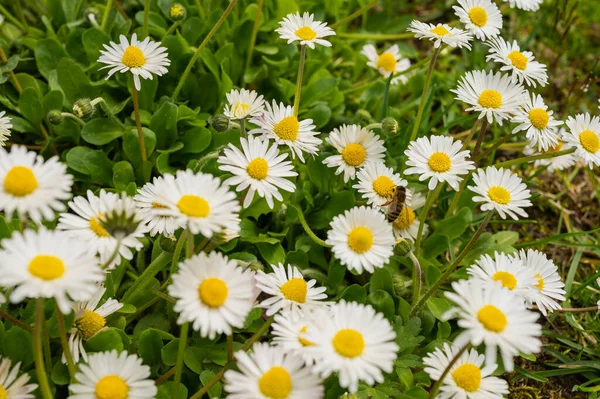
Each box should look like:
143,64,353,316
452,70,526,125
326,206,395,274
168,251,255,339
224,88,265,120
134,176,183,237
271,309,318,361
0,229,105,314
352,162,407,207
522,133,576,172
486,37,548,87
391,190,427,242
444,279,542,372
275,12,336,49
98,33,170,91
407,21,473,49
423,343,509,399
218,135,297,208
0,111,12,147
303,301,398,393
68,350,156,399
563,113,600,168
502,0,543,11
254,263,327,319
468,167,532,220
453,0,503,41
512,93,563,151
249,101,321,162
65,285,123,364
509,249,566,316
404,135,475,190
0,145,72,222
323,125,386,183
224,342,324,399
360,44,411,85
0,356,38,399
58,190,146,270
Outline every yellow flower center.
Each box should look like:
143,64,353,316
477,304,508,333
528,108,550,130
28,255,65,281
507,50,528,70
198,278,228,308
534,273,545,291
90,214,110,238
488,186,511,204
273,116,300,141
95,375,129,399
468,7,488,27
428,152,452,172
393,207,416,230
3,166,38,197
233,102,250,117
372,176,396,198
280,278,307,303
295,26,317,41
341,143,367,166
121,45,146,68
478,89,503,109
258,366,292,399
247,158,269,180
0,385,6,399
177,194,210,218
151,201,169,209
298,326,314,346
452,363,482,392
376,53,397,73
430,26,450,36
544,141,563,154
76,310,106,340
579,130,600,153
332,329,365,358
347,226,373,253
492,271,517,290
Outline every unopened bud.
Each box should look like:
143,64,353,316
47,110,63,125
85,7,101,25
169,3,186,21
73,98,96,119
212,114,231,132
382,117,399,137
393,275,411,297
393,238,414,257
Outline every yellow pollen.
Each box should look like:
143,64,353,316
428,152,452,172
477,304,508,332
492,271,517,290
198,278,228,308
452,363,482,392
341,143,367,166
247,158,269,180
121,46,146,68
528,108,550,130
298,326,314,346
430,26,450,36
393,207,416,230
177,194,210,218
28,255,65,281
0,385,6,399
76,310,106,340
89,214,110,238
534,273,545,291
468,7,488,27
3,166,38,197
376,53,397,73
579,130,600,153
478,89,503,109
273,116,300,141
347,226,373,253
151,201,169,209
95,375,129,399
280,278,307,303
488,186,511,204
233,102,250,117
295,26,317,41
258,366,292,399
372,176,396,198
544,141,564,154
332,329,365,358
507,50,528,70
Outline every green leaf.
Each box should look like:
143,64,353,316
184,347,206,375
138,329,163,366
150,102,178,150
434,207,472,240
200,370,222,398
56,58,95,103
422,234,449,259
367,290,396,320
370,268,395,296
85,328,124,353
394,317,424,354
161,339,180,366
113,161,136,190
81,118,126,145
426,298,452,320
82,28,110,64
51,362,71,385
66,146,114,186
122,127,157,167
425,265,441,287
340,284,367,303
18,88,44,129
3,327,33,367
43,90,65,114
35,38,69,79
256,242,286,264
179,127,212,154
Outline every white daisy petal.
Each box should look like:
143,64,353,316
453,0,503,41
360,44,412,85
224,89,265,120
0,111,12,147
486,37,548,87
563,113,600,168
511,93,563,151
407,21,473,49
275,12,336,48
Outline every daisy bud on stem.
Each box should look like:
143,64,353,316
212,114,231,132
73,97,99,119
169,3,186,21
382,116,399,137
47,110,63,125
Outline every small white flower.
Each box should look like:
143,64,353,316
512,93,563,151
0,355,38,399
271,309,318,362
563,113,600,168
407,21,473,49
224,89,265,120
98,33,170,91
522,131,576,172
134,176,184,237
391,190,427,242
249,101,321,162
468,167,532,220
326,206,395,274
486,37,548,87
352,162,407,207
323,124,386,183
68,350,156,399
218,135,297,209
453,0,503,41
452,70,527,125
360,44,411,85
503,0,543,11
275,12,336,49
404,135,475,190
0,111,12,147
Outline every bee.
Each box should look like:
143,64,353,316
382,185,407,224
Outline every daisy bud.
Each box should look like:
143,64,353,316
169,3,186,21
382,117,399,137
212,114,231,132
73,98,96,119
212,227,240,245
85,7,101,25
393,237,413,257
47,110,63,125
393,275,409,296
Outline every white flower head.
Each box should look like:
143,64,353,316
134,176,184,237
453,0,503,41
563,113,600,168
512,93,563,151
522,130,576,172
271,309,319,363
323,124,386,183
390,189,427,242
503,0,543,11
352,162,407,207
275,12,336,49
224,89,265,120
407,21,473,49
0,356,38,398
360,44,411,85
486,37,548,87
0,111,12,147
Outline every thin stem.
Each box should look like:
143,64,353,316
14,1,29,33
100,240,122,270
409,47,441,143
122,252,171,303
240,118,247,139
100,0,112,31
558,306,599,313
493,147,576,169
459,119,480,151
445,177,469,217
34,299,53,399
335,32,413,40
244,0,264,80
409,251,421,306
95,97,126,129
428,345,470,399
172,322,189,399
55,305,76,380
227,334,234,362
366,123,382,131
143,0,150,38
290,205,331,248
477,132,512,161
414,184,444,257
186,229,194,258
131,77,148,161
0,5,26,30
155,367,176,385
61,113,85,127
164,21,180,37
293,45,307,117
172,0,238,100
166,232,187,288
331,0,377,28
0,48,23,93
380,73,394,120
0,308,32,332
471,119,490,160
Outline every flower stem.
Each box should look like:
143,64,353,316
61,112,85,127
293,45,307,117
55,304,76,381
227,334,234,362
122,252,171,303
428,344,470,399
100,0,112,31
477,131,513,161
493,147,576,169
365,123,382,131
414,183,444,258
445,177,469,218
409,251,422,306
380,73,394,120
471,119,490,160
0,5,26,31
34,299,53,399
0,48,23,93
290,205,331,248
185,228,194,258
94,97,126,129
240,118,247,138
164,21,180,37
100,239,122,270
172,322,189,399
244,0,264,80
131,76,148,161
165,231,187,288
459,119,480,151
336,32,413,40
409,46,441,143
331,0,377,28
172,0,238,100
0,308,32,332
143,0,150,38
